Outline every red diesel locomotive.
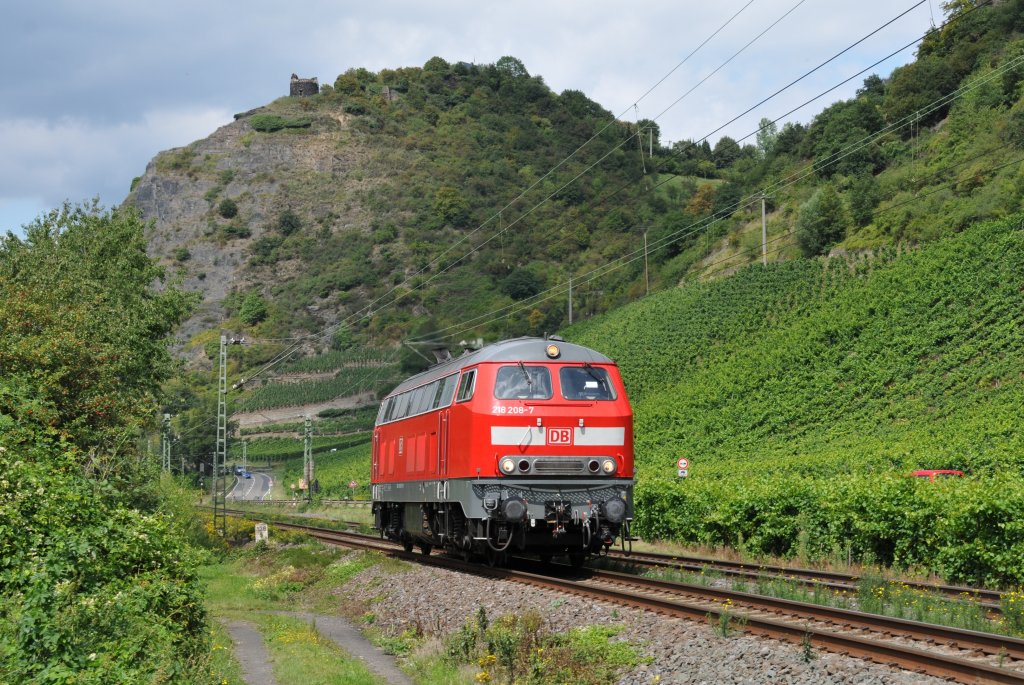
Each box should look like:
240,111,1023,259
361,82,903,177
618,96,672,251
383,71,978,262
371,336,634,566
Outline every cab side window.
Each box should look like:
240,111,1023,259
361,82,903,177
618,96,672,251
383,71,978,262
456,369,476,402
436,373,459,407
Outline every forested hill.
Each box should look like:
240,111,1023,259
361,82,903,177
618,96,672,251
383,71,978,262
129,2,1024,365
128,56,655,354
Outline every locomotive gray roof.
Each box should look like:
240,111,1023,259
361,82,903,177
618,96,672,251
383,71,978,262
388,337,614,396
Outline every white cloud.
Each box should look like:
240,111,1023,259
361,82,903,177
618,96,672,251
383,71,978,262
0,0,938,231
0,107,230,232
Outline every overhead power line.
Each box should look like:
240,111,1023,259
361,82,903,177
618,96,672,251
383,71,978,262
223,2,778,387
232,1,988,377
400,1,932,342
412,39,1020,342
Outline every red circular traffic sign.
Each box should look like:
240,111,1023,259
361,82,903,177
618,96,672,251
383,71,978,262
677,458,689,470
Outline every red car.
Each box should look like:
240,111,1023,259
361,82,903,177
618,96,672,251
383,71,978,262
911,469,965,481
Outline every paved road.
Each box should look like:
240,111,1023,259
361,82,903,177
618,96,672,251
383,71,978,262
228,471,273,500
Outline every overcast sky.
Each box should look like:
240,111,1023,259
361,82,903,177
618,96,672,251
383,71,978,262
0,0,939,236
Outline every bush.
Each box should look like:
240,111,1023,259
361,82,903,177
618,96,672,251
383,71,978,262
444,608,641,685
217,197,238,219
277,209,302,236
222,223,251,239
239,292,268,325
249,114,312,133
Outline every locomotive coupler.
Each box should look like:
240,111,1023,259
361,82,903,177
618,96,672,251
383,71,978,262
546,499,572,537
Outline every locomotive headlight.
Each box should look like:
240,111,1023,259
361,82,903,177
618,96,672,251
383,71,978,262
601,459,616,475
499,457,516,474
545,344,560,359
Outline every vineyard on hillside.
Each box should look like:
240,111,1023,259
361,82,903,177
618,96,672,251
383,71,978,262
227,434,369,465
275,439,373,500
572,214,1024,585
234,358,400,411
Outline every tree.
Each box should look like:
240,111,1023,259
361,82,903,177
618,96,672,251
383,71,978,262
495,56,529,79
795,185,850,256
774,122,807,156
882,56,958,128
423,56,450,72
686,184,717,216
0,202,196,457
810,98,884,178
0,203,208,681
755,118,778,158
712,136,742,168
857,74,885,99
433,186,470,227
502,267,543,300
848,175,881,227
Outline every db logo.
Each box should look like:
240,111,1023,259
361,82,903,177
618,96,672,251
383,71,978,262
547,428,573,445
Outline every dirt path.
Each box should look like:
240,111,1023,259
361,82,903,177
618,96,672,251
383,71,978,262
280,612,415,685
232,392,376,427
222,620,277,685
224,612,412,685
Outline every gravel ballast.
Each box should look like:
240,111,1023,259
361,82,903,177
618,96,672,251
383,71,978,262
334,558,948,684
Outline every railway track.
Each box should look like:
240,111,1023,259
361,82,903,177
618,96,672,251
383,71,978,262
224,503,1004,609
601,548,1005,610
236,513,1024,684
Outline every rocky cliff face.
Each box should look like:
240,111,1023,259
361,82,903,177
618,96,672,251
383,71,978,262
127,102,381,340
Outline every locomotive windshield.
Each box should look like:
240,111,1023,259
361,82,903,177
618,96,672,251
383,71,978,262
494,365,552,400
560,366,616,400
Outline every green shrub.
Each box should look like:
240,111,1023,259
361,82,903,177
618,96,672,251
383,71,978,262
444,608,641,685
250,114,312,132
222,222,251,239
277,209,302,236
217,197,238,218
239,291,268,325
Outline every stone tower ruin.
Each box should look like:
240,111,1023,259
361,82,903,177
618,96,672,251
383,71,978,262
290,73,319,97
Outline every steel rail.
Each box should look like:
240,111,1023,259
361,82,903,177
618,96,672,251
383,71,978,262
583,567,1024,660
604,549,1004,606
502,567,1024,685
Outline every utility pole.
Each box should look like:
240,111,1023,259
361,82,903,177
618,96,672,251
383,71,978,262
242,440,247,473
757,192,770,266
301,411,313,501
567,275,573,325
643,231,650,296
303,415,314,503
161,414,171,472
759,194,769,266
214,334,227,535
